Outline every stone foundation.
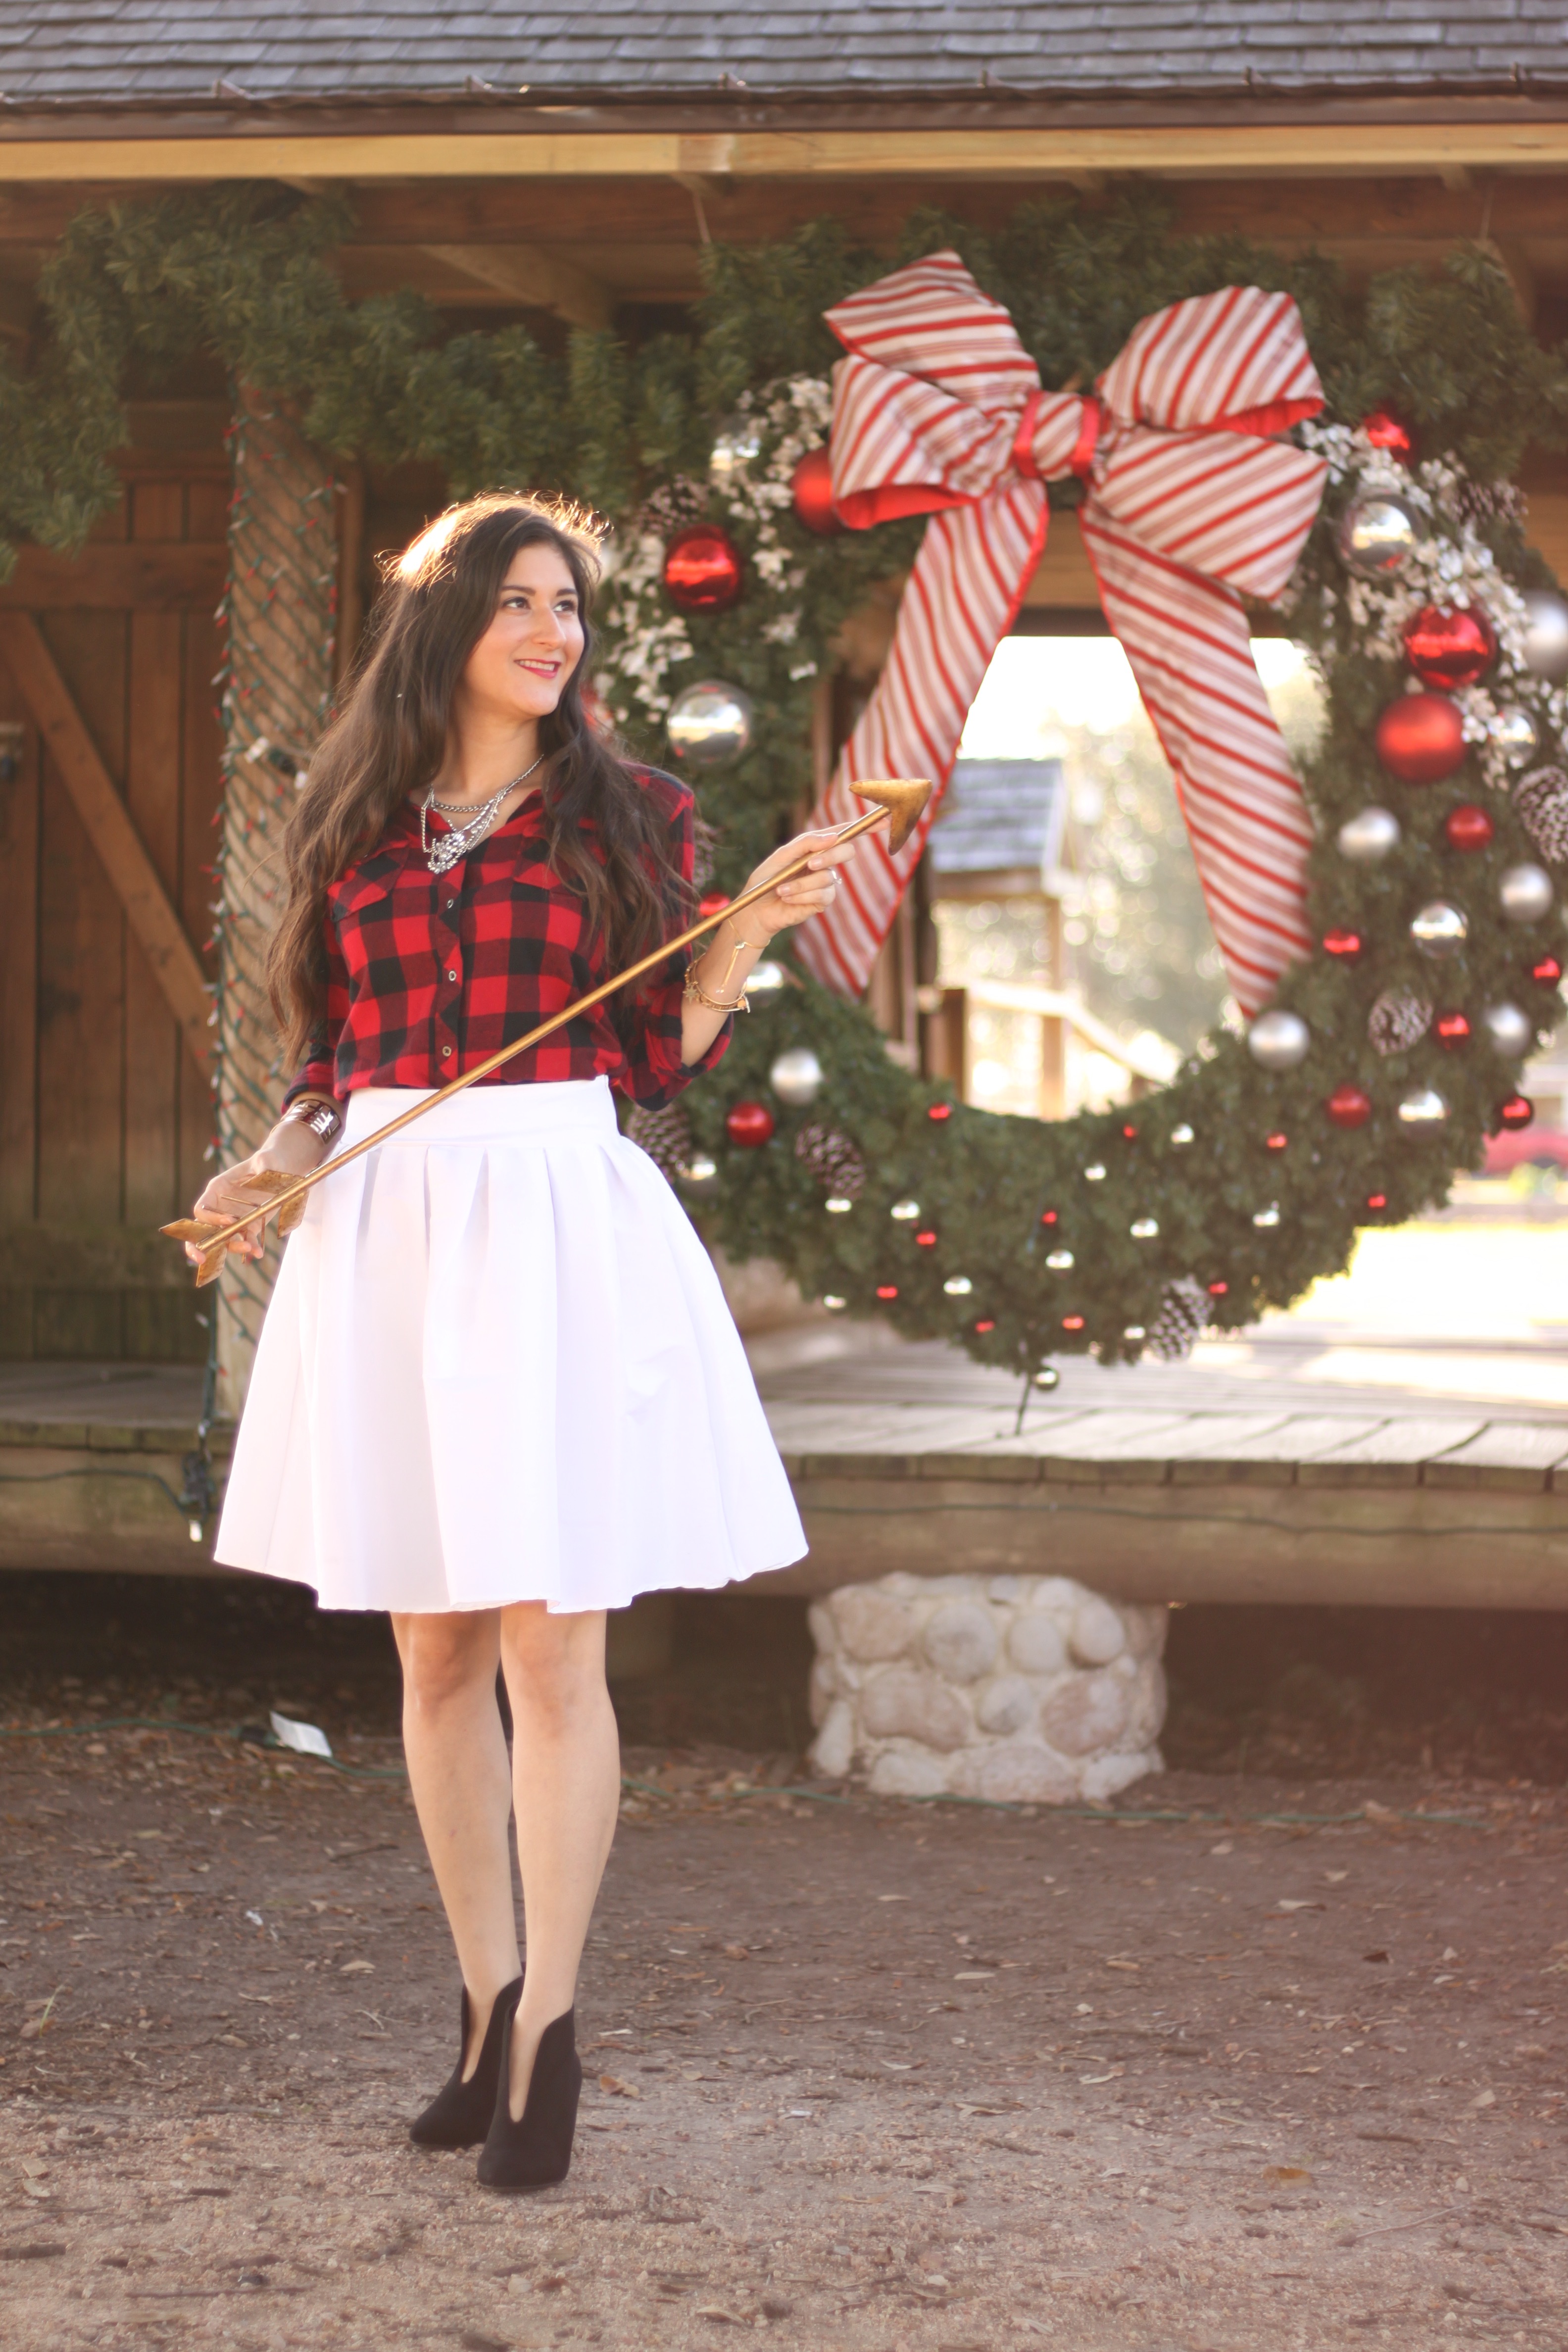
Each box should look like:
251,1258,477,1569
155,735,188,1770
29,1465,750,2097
805,1572,1168,1804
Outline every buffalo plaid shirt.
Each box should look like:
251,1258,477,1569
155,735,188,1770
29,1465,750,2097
285,764,731,1113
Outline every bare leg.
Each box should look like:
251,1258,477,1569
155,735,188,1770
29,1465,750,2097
392,1609,519,2078
499,1605,620,2119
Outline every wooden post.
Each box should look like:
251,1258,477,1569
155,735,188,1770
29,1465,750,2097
213,388,337,1419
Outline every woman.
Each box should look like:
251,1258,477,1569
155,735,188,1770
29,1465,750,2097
195,492,859,2192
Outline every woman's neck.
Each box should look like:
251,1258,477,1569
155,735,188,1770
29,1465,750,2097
429,714,544,808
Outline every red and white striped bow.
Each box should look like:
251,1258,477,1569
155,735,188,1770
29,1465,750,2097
793,250,1328,1016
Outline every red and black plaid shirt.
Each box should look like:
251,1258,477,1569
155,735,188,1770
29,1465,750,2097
286,764,730,1112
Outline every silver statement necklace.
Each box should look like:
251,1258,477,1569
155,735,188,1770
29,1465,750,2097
420,753,546,877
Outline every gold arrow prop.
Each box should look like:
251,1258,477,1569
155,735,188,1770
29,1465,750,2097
162,779,932,1286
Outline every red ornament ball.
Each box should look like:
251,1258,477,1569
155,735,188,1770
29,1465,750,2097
1367,1190,1388,1210
1039,1208,1059,1225
915,1229,937,1248
1375,690,1467,784
698,891,732,919
725,1099,775,1149
1323,928,1363,959
1207,1281,1229,1297
1121,1124,1139,1141
663,524,745,612
875,1284,900,1300
927,1101,953,1121
1532,954,1564,986
1435,1012,1471,1047
1326,1083,1372,1129
1403,603,1496,689
1265,1132,1289,1152
1362,407,1413,461
1443,803,1495,852
1497,1095,1534,1130
790,447,842,537
1062,1315,1085,1332
974,1318,996,1334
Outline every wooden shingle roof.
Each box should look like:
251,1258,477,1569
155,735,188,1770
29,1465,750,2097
0,2,1559,104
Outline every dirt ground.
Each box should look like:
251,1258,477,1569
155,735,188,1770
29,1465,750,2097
5,1576,1568,2352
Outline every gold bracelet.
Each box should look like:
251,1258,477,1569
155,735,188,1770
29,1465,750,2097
717,919,770,993
683,964,750,1015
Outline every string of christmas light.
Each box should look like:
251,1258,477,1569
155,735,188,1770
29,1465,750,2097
208,390,337,1414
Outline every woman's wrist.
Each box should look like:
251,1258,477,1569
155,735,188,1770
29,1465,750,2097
686,914,769,1013
282,1093,342,1130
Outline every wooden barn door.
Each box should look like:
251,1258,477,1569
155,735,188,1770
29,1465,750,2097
0,427,227,1362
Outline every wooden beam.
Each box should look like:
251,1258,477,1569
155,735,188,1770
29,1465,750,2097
4,120,1568,184
419,241,613,327
0,542,226,609
1021,514,1101,609
0,613,210,1071
325,170,1568,246
1524,489,1568,583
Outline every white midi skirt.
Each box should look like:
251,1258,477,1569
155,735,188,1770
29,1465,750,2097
214,1078,807,1614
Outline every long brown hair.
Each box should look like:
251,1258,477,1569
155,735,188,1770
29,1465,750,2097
267,491,686,1068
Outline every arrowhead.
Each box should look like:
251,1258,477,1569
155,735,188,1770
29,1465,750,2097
852,778,933,855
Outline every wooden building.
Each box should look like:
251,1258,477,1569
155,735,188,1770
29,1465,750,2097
0,2,1566,1373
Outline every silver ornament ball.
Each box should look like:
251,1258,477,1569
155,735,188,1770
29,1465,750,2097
1334,491,1424,578
1522,589,1568,683
1337,806,1402,865
1499,861,1555,923
681,1153,719,1187
768,1046,824,1107
747,958,786,997
666,680,754,771
708,415,761,491
1397,1084,1450,1129
1492,704,1541,767
1409,900,1469,959
1246,1008,1311,1070
1481,1001,1535,1058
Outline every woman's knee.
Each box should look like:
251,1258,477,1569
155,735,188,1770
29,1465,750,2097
499,1607,608,1734
394,1611,501,1715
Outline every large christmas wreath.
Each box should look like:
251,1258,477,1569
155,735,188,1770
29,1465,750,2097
8,190,1568,1381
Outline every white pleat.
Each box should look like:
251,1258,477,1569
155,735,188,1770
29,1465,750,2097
214,1078,807,1614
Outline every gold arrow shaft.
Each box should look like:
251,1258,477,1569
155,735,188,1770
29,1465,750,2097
165,795,911,1266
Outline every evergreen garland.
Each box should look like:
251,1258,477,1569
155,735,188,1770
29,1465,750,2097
6,183,1568,1382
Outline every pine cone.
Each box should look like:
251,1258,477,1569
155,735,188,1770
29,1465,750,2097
794,1122,867,1198
1368,988,1433,1057
1148,1277,1209,1363
626,1101,692,1178
1514,766,1568,865
1455,478,1523,530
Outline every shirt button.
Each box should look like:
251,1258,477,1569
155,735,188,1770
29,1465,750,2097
441,1045,453,1059
446,969,458,982
444,897,456,911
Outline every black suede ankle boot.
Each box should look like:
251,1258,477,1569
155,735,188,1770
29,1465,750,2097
409,1973,523,2150
476,2006,581,2192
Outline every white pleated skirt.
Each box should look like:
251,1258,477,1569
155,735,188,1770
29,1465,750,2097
214,1077,807,1615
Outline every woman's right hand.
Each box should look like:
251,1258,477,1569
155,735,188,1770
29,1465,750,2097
186,1118,331,1266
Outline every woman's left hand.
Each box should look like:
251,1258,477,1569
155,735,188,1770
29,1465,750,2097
736,826,855,939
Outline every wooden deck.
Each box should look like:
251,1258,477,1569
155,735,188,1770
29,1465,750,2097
3,1326,1568,1606
748,1323,1568,1610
